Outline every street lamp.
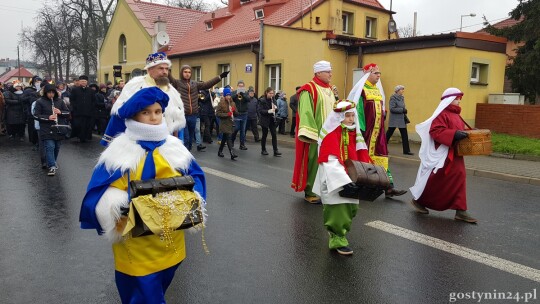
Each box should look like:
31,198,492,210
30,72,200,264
460,13,476,31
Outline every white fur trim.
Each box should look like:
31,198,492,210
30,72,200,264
98,134,146,173
95,187,129,242
111,76,185,132
158,135,194,171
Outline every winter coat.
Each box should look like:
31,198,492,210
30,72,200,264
276,98,288,119
246,96,258,119
22,87,40,123
289,94,298,114
3,90,26,125
70,86,97,117
232,90,249,114
172,66,221,116
199,91,215,117
388,93,408,128
95,91,109,119
215,97,238,134
257,97,277,128
34,95,71,140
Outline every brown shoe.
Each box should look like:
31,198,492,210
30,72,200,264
455,210,478,223
385,188,407,198
410,199,429,214
304,195,321,204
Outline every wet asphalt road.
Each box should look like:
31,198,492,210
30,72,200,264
0,135,539,304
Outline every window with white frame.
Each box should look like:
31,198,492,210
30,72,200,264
470,62,489,84
118,34,127,62
205,22,213,31
365,17,377,38
342,12,353,34
255,9,264,19
267,64,281,91
219,64,230,87
192,66,202,82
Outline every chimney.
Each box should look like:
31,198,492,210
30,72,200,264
154,16,166,33
228,0,241,12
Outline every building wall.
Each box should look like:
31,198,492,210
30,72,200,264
476,104,540,138
289,1,394,41
170,48,257,89
98,0,152,84
359,46,506,140
263,25,348,104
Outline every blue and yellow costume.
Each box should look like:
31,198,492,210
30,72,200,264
80,87,206,304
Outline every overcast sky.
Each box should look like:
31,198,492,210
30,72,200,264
1,0,519,60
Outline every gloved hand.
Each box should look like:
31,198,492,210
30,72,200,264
403,108,408,114
219,71,230,79
338,182,360,199
120,206,130,216
268,109,275,114
454,130,469,141
228,111,233,117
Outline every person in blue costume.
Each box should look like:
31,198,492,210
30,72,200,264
80,87,206,304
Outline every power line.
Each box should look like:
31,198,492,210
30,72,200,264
426,16,509,35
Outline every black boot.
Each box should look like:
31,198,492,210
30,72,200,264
274,150,282,157
229,148,238,160
218,148,224,157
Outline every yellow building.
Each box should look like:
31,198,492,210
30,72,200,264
98,0,204,84
99,0,507,139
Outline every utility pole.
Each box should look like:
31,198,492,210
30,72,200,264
17,46,21,82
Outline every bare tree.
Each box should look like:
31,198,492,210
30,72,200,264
398,24,421,38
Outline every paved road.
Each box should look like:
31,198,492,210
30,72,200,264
1,136,539,303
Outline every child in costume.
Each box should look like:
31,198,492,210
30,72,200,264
313,100,371,255
79,87,206,303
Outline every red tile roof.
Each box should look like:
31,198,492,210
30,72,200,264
0,67,34,83
168,0,386,56
476,16,523,34
127,0,206,50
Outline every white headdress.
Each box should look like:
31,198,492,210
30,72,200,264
409,88,464,199
318,100,367,151
313,61,332,73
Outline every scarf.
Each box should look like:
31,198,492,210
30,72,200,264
125,119,169,180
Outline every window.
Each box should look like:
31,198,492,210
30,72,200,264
218,64,230,87
205,22,213,31
124,73,131,81
118,34,127,62
192,66,202,82
470,62,489,84
342,12,353,34
104,73,109,84
267,64,281,91
255,9,264,19
365,17,377,38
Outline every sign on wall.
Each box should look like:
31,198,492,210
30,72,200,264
245,64,253,73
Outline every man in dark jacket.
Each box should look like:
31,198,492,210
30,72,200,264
171,65,228,151
22,76,42,145
70,75,96,142
199,89,216,143
230,80,249,150
289,86,300,137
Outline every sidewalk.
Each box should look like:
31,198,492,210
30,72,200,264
264,132,540,186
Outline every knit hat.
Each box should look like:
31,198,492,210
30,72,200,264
394,85,405,93
313,61,332,73
118,87,169,119
223,87,232,96
144,52,172,70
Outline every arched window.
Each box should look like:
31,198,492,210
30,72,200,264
119,34,127,62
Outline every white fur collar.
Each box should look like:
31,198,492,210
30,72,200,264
98,133,194,173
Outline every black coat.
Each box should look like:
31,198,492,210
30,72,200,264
3,91,26,125
257,97,277,128
70,86,96,117
199,91,215,117
34,96,70,140
22,87,40,123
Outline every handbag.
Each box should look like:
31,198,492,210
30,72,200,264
404,114,410,124
123,176,204,238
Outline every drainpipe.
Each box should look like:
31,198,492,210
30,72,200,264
251,44,260,95
357,46,363,68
